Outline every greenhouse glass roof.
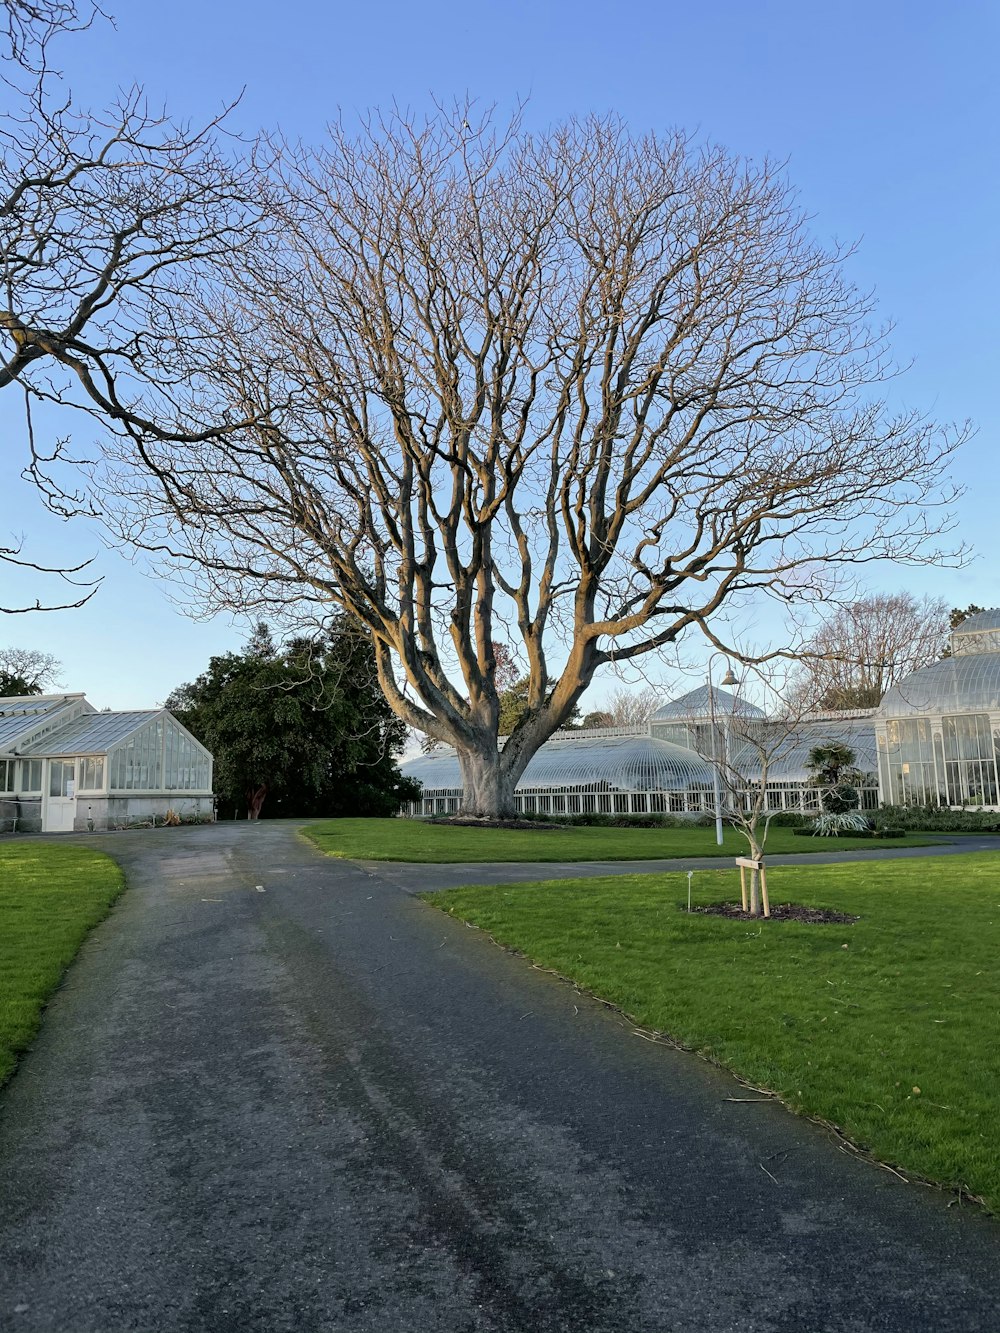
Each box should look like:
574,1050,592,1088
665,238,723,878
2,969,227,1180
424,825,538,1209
878,653,1000,718
651,685,766,722
732,717,878,782
952,609,1000,634
0,695,90,751
19,710,175,757
402,734,715,794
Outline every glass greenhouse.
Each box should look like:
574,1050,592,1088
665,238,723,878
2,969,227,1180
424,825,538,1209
0,693,213,833
401,733,717,817
400,686,881,818
875,611,1000,808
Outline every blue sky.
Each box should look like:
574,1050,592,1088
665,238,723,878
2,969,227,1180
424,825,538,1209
1,0,997,707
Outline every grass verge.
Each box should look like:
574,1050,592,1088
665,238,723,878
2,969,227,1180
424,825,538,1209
304,817,937,863
0,842,124,1086
428,853,1000,1210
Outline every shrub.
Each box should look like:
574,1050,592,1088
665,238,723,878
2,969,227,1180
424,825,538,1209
875,805,1000,833
824,783,861,815
812,811,871,836
531,811,714,829
793,825,906,839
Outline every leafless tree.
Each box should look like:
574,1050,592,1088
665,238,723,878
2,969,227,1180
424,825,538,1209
789,592,950,710
0,0,262,608
600,685,663,729
692,670,869,917
96,106,966,817
0,641,62,690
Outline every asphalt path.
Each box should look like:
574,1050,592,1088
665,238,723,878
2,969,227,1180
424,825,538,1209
354,832,1000,893
1,822,999,1332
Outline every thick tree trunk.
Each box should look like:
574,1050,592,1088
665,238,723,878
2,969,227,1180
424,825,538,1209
246,784,268,820
457,747,518,819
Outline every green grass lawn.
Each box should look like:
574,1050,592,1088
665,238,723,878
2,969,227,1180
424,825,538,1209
304,817,937,863
0,842,124,1086
429,853,1000,1210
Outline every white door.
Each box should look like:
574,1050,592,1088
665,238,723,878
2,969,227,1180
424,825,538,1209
43,760,77,833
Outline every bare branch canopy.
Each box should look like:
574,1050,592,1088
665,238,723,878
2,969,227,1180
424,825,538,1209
96,105,967,816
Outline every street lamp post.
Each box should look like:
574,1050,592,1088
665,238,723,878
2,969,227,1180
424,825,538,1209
706,654,739,846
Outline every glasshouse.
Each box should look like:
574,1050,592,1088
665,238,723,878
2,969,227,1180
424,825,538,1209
875,609,1000,808
0,693,213,833
400,686,880,817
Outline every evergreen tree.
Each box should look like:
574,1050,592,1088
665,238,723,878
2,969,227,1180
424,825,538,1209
167,619,418,819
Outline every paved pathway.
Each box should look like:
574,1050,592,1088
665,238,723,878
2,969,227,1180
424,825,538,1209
356,832,1000,893
0,823,998,1332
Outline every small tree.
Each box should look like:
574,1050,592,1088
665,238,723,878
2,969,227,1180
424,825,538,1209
689,672,857,916
581,710,614,729
499,675,581,736
805,742,864,814
595,685,663,729
699,695,811,917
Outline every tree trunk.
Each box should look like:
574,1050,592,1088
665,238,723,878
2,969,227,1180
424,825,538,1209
748,867,761,918
457,747,518,819
246,784,268,820
746,832,764,918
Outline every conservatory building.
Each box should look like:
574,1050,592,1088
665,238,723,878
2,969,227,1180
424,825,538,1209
400,686,880,817
0,693,213,833
875,610,1000,809
401,730,719,818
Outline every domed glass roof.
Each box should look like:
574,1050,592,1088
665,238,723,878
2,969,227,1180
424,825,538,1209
651,685,766,722
401,733,715,794
878,653,1000,718
949,609,1000,658
953,609,1000,634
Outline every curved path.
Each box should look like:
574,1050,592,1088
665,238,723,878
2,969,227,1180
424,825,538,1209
0,822,998,1331
356,831,1000,893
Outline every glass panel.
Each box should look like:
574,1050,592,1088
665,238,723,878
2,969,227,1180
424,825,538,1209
942,715,998,805
78,758,105,791
48,760,74,798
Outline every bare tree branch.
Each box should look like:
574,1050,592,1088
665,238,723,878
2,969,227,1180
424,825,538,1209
0,0,266,609
1,0,105,74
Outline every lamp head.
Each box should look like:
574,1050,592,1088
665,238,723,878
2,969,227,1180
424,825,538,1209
720,669,739,686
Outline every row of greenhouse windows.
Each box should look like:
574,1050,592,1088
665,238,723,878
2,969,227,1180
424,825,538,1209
0,728,209,795
1,756,107,794
878,715,1000,807
404,781,881,818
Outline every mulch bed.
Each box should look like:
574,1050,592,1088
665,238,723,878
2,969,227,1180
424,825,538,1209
689,902,860,924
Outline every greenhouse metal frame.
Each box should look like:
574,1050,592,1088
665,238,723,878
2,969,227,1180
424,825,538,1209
1,693,213,833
